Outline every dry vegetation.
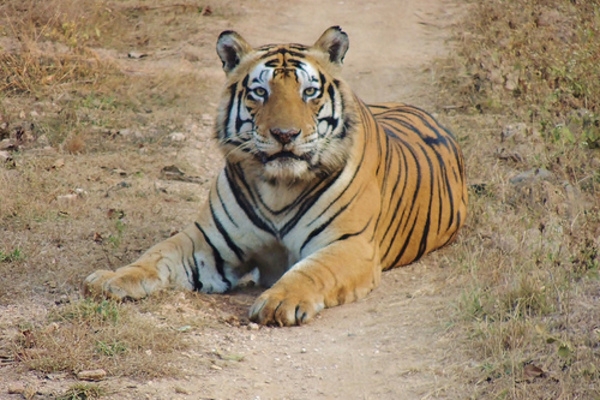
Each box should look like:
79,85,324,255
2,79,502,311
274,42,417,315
0,0,599,399
438,0,600,398
0,0,236,392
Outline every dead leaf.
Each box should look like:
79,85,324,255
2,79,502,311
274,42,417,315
161,164,185,178
93,232,104,243
107,209,125,219
496,148,525,163
52,158,65,169
160,165,205,184
201,5,213,16
523,363,545,379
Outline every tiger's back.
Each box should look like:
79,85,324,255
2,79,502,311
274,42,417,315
366,103,467,270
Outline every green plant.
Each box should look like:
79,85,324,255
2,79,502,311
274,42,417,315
0,248,24,262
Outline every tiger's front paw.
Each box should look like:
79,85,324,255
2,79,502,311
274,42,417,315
83,267,159,300
249,287,325,326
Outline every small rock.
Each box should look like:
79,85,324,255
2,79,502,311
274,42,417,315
210,364,222,370
169,132,186,142
112,168,127,176
0,150,12,163
57,194,79,204
501,122,528,142
183,52,199,62
76,369,107,381
509,168,554,185
52,158,65,169
43,322,60,334
128,51,148,59
504,71,519,91
174,386,191,395
36,134,50,147
201,114,214,126
7,383,25,394
247,322,260,331
0,139,17,151
74,188,88,197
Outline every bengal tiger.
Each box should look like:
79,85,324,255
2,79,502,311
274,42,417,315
84,26,468,326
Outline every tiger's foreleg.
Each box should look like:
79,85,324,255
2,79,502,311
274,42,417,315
249,238,381,326
83,224,233,300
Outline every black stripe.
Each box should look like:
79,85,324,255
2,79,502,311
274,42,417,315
221,83,237,138
253,178,325,216
299,195,356,253
194,222,231,289
262,47,307,60
388,208,421,268
381,141,422,262
279,167,345,238
209,200,245,262
415,143,435,260
216,182,239,227
183,232,203,291
325,217,373,247
225,164,277,236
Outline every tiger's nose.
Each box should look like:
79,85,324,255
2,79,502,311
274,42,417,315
270,128,300,145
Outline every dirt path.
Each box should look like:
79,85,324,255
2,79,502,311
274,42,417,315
128,1,468,399
1,1,470,399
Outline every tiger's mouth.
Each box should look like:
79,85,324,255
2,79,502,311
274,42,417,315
259,150,311,164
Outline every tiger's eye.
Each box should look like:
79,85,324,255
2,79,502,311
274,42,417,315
304,87,317,97
253,87,267,97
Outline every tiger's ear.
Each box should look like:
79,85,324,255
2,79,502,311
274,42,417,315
217,30,253,73
313,26,349,65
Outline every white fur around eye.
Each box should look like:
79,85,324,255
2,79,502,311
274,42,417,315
318,120,330,136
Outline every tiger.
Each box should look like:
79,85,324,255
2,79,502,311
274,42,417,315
84,26,468,326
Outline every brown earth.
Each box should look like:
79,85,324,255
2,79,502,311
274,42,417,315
0,0,474,399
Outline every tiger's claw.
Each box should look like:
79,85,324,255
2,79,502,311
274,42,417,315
249,288,325,326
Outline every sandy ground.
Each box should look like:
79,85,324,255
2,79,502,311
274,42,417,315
1,0,473,399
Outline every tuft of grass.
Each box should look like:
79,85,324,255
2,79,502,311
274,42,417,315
58,383,105,400
54,299,121,324
0,248,24,263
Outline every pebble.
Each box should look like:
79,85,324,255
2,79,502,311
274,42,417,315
7,383,25,394
0,150,12,162
169,132,187,142
509,168,554,185
76,369,107,381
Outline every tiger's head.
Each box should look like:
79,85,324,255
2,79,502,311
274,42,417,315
215,26,357,183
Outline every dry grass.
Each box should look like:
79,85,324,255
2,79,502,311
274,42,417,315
12,299,189,378
438,0,600,398
0,0,225,384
